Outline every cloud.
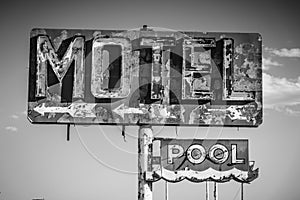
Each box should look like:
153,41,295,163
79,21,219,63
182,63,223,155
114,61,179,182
11,114,19,119
8,111,27,120
263,46,300,115
263,73,300,109
265,47,300,58
262,57,282,70
5,126,18,132
272,103,300,116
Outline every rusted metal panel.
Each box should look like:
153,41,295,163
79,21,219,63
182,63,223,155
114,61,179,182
148,138,258,183
28,28,262,127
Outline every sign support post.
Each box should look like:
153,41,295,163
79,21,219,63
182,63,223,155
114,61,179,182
165,181,168,200
214,182,218,200
138,125,153,200
206,181,218,200
241,183,244,200
206,181,209,200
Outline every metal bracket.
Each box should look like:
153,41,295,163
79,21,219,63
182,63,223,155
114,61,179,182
122,125,126,142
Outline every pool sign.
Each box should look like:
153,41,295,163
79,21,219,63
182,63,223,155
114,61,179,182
149,139,258,183
28,28,262,127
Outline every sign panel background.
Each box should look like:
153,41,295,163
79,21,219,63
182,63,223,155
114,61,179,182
28,28,262,127
159,139,249,172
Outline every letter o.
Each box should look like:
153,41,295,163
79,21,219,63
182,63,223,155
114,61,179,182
209,144,229,164
187,144,206,164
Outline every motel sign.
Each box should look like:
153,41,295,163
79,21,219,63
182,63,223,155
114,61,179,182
28,28,262,127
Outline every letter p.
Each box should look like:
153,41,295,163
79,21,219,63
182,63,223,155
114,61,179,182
167,144,184,164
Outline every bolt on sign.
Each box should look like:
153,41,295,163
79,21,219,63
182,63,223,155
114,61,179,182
28,28,262,127
148,139,258,183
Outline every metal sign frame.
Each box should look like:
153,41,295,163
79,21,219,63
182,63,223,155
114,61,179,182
148,138,258,183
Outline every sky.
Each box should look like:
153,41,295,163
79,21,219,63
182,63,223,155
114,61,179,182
0,0,300,199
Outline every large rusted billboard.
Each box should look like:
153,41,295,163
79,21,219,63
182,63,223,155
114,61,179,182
148,139,258,183
28,28,262,127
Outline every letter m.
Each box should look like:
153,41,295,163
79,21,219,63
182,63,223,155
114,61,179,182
35,35,85,102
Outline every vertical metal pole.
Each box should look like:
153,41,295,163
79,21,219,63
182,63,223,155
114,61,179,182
138,125,153,200
214,182,218,200
241,183,244,200
165,181,168,200
206,181,209,200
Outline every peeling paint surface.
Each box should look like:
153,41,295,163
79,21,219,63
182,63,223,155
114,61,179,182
28,28,262,127
138,127,153,200
153,166,258,183
91,37,131,98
